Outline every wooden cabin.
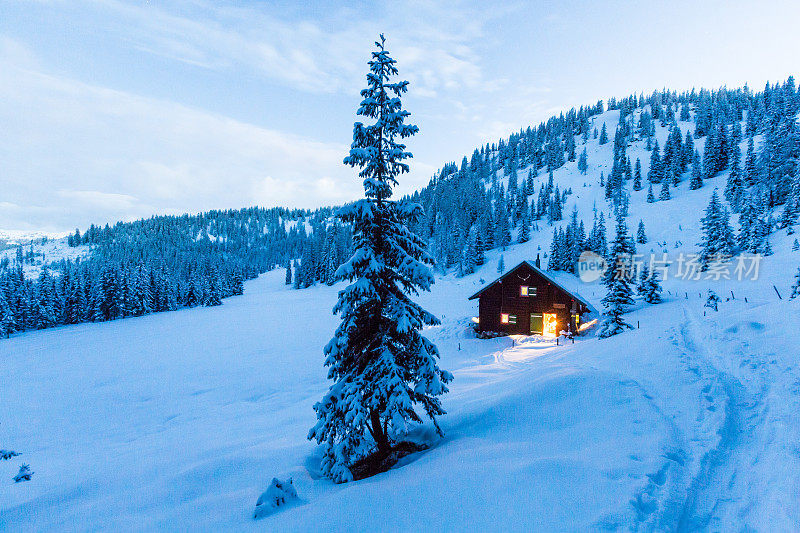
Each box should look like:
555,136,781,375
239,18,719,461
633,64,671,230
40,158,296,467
469,260,592,336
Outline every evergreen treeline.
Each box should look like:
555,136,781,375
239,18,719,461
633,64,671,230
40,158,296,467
0,207,352,337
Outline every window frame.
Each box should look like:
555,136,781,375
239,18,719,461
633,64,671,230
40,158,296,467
520,285,537,297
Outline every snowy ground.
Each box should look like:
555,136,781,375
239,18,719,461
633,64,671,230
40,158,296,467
2,258,800,531
3,107,800,531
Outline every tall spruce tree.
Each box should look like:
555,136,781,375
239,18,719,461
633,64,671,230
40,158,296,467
636,220,648,244
698,189,736,269
309,36,452,483
689,149,703,190
599,214,635,337
646,183,656,203
633,158,643,190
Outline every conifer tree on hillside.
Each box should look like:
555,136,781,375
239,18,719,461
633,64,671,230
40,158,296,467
578,148,588,175
791,267,800,299
659,178,671,201
637,264,662,304
643,185,654,206
599,122,608,145
636,220,647,244
689,149,703,190
0,293,13,338
309,36,452,483
744,136,757,186
599,214,635,338
648,140,663,183
284,260,293,285
633,158,643,190
699,189,736,269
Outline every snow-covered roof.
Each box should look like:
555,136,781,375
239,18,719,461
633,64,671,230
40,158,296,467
468,260,592,308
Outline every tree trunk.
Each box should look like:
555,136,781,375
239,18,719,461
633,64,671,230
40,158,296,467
370,409,390,455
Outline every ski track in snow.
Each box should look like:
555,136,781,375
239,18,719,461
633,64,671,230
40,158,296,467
659,304,798,531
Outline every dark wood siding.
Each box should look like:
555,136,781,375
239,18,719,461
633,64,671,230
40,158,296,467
474,262,589,335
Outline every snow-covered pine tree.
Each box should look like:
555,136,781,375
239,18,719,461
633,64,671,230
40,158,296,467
659,178,671,201
599,122,608,145
285,261,292,285
599,214,635,337
0,292,13,338
636,220,647,244
13,463,32,482
689,149,703,190
308,36,452,483
0,449,20,460
646,183,655,203
204,267,222,306
648,140,663,183
497,254,505,273
633,158,642,190
705,290,720,312
791,267,800,299
699,189,736,269
744,136,757,186
637,264,662,303
292,260,301,290
518,209,531,243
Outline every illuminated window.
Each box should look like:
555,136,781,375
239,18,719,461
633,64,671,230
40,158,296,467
543,313,558,337
508,315,517,324
520,286,537,297
500,313,509,324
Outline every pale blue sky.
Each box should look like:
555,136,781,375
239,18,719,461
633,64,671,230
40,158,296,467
2,0,799,232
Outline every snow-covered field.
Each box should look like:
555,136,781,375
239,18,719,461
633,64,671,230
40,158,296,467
4,261,800,531
3,107,800,531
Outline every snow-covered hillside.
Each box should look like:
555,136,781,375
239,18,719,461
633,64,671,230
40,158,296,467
0,237,89,278
3,105,800,531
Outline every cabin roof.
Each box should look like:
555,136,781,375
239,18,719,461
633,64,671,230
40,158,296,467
467,260,592,308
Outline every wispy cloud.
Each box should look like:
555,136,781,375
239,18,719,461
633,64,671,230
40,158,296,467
0,38,355,231
88,0,495,97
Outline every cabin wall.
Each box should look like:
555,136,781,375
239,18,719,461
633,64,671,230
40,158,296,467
475,263,588,335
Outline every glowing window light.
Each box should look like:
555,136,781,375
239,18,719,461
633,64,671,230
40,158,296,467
543,313,558,337
578,318,598,332
520,286,536,297
500,313,510,324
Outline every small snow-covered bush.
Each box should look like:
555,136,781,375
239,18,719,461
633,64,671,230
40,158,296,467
253,477,299,519
705,290,720,312
14,463,33,483
1,450,20,460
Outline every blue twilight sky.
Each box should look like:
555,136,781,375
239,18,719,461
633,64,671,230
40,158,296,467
1,0,799,232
